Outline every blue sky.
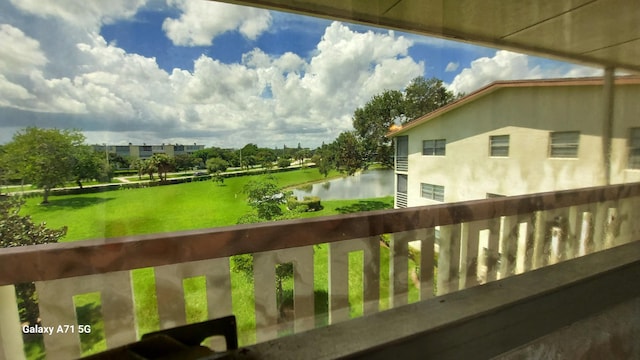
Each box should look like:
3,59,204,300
0,0,601,148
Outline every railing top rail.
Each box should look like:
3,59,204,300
1,182,639,285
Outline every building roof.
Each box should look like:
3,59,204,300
220,0,640,73
388,76,640,137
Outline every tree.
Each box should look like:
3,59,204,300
151,154,175,182
294,149,311,165
0,145,7,194
403,77,456,122
311,144,335,178
352,90,404,168
235,177,293,312
277,158,291,169
242,176,285,220
2,127,85,204
349,77,456,172
131,159,146,180
174,153,195,172
72,145,104,188
143,158,158,180
206,157,229,174
108,153,130,170
256,149,277,170
333,131,364,175
1,196,67,324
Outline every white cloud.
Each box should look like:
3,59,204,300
0,16,423,147
0,74,34,105
0,24,47,75
9,0,147,30
448,51,543,94
163,0,271,46
562,65,603,78
445,61,459,72
447,50,605,95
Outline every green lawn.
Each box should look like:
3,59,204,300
22,168,346,241
18,168,421,358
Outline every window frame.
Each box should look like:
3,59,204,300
422,139,446,156
489,135,510,157
549,131,580,158
397,174,408,194
420,183,444,202
629,127,640,169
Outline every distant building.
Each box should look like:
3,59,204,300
92,143,205,160
389,76,640,208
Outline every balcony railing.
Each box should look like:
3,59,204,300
1,183,639,359
395,156,408,172
395,191,407,208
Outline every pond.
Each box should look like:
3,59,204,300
291,169,394,200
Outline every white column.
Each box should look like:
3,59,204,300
602,66,615,185
0,285,25,360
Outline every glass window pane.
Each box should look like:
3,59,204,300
550,131,579,158
396,136,408,157
490,135,509,157
397,174,407,193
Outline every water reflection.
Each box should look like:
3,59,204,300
291,169,393,200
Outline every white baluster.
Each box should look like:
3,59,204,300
436,224,461,295
36,271,136,360
0,285,25,360
155,258,233,331
329,237,380,324
254,246,314,342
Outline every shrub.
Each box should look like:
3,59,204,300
287,196,322,212
277,159,291,169
0,197,67,324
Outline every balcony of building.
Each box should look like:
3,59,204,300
2,1,639,359
1,182,639,359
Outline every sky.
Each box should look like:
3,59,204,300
0,0,603,149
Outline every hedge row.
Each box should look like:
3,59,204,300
287,196,322,212
8,164,317,199
12,175,213,198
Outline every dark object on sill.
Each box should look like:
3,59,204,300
81,315,252,360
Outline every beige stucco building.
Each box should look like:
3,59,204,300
92,143,205,160
390,76,640,208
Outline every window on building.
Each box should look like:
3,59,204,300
421,183,444,202
629,127,640,169
396,136,408,172
396,174,408,208
397,174,408,194
423,139,446,156
490,135,509,157
549,131,579,158
396,136,408,157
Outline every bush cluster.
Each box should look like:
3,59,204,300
287,196,322,212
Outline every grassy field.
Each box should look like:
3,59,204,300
22,168,346,241
18,168,420,358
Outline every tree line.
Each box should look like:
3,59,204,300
0,127,317,203
311,76,459,176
